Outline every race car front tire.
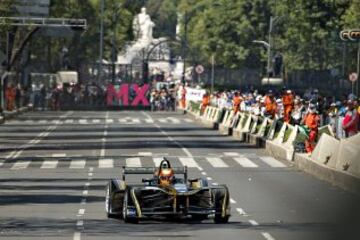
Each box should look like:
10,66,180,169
122,190,138,224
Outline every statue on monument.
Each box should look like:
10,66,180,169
133,7,155,43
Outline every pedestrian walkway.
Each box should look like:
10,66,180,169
1,152,288,170
5,117,194,125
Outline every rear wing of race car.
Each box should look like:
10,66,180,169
122,166,188,182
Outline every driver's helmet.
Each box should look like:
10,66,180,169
159,168,175,186
161,161,169,169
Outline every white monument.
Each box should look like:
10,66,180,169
133,7,155,44
117,7,159,65
117,7,184,80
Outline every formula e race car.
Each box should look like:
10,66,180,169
105,158,231,223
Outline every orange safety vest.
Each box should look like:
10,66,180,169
304,113,319,130
202,95,210,106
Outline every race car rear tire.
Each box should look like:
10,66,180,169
214,215,229,224
122,190,138,224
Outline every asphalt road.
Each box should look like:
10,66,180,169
0,110,359,240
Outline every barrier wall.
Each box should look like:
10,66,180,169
184,104,360,192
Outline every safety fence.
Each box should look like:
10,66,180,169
185,101,360,193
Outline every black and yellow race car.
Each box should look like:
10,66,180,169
105,158,231,223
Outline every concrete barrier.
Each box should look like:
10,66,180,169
310,133,340,168
233,113,252,141
334,137,360,177
294,153,360,194
219,110,235,135
266,122,298,161
201,106,219,129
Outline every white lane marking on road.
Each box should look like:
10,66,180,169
167,117,180,124
178,157,200,168
206,157,229,168
184,118,193,123
78,209,85,215
70,160,86,169
106,119,114,123
141,112,203,170
65,119,73,124
249,220,259,226
126,157,142,167
211,182,219,186
158,118,168,124
52,153,66,158
153,157,163,167
139,152,152,156
88,172,93,176
223,152,240,156
260,157,287,168
92,119,100,123
76,220,84,227
12,150,24,159
118,118,127,123
233,157,259,168
201,172,207,176
85,182,90,187
262,232,276,240
41,160,58,169
89,167,94,172
11,160,30,170
5,151,16,159
206,177,213,181
73,232,81,240
98,158,113,168
131,118,140,124
39,120,47,124
100,148,105,156
236,208,247,216
79,119,87,124
230,198,237,204
82,190,88,196
145,118,154,123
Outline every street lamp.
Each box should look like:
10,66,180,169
252,15,285,85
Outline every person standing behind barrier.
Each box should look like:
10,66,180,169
282,89,294,123
232,91,242,114
180,84,186,113
200,92,210,115
302,104,320,154
342,100,359,137
5,83,16,111
291,98,305,125
264,91,277,119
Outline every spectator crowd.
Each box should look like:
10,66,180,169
200,87,359,152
